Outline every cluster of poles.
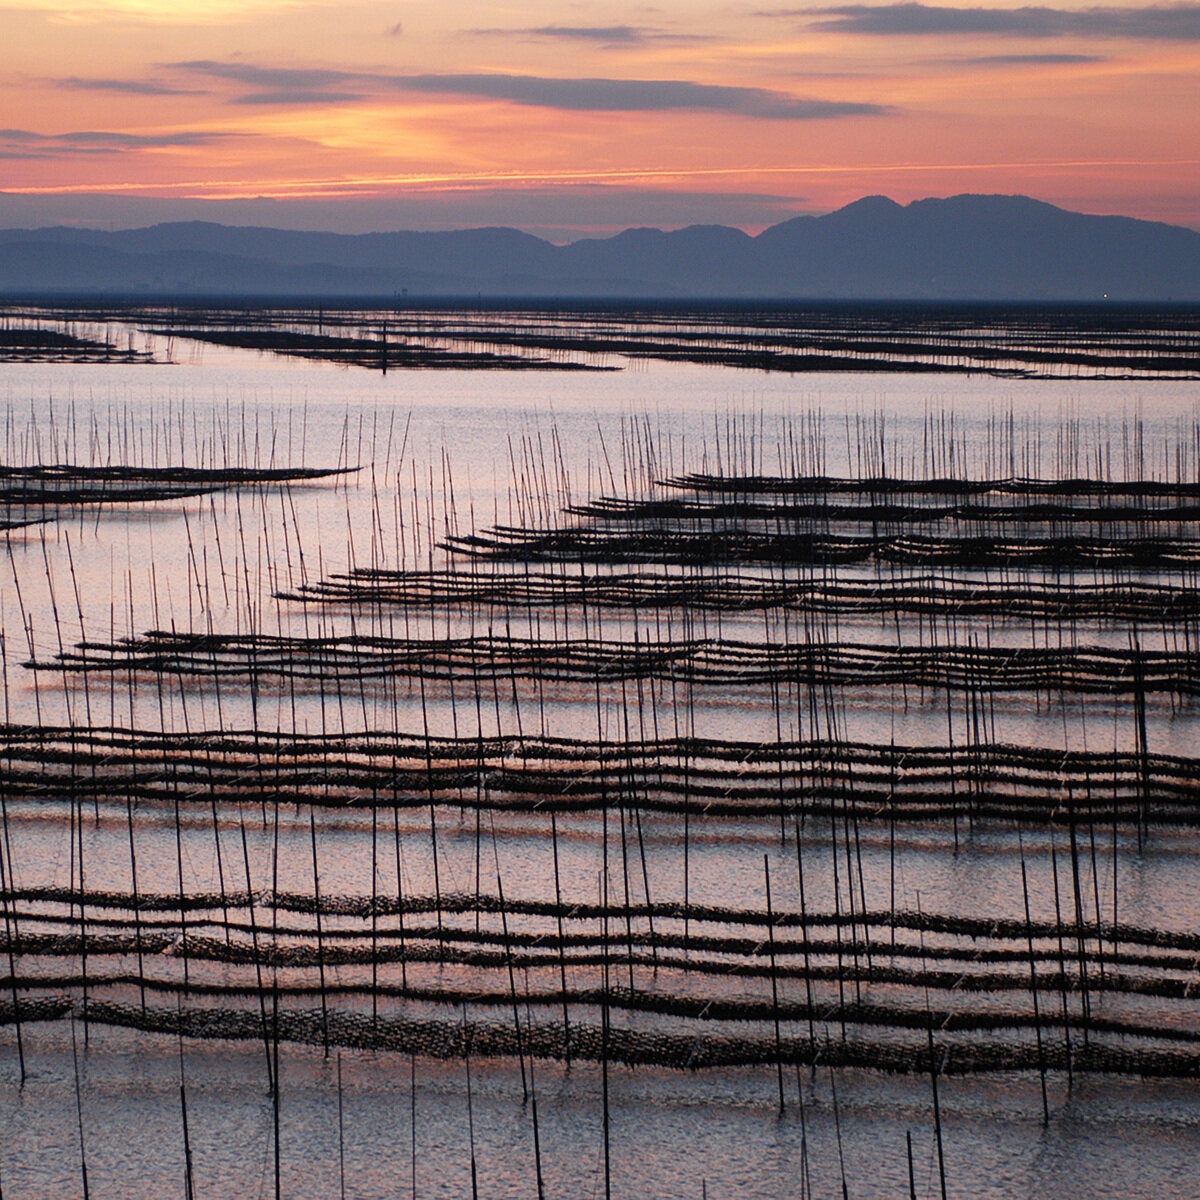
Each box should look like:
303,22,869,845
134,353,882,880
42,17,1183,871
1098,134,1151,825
2,390,1200,1198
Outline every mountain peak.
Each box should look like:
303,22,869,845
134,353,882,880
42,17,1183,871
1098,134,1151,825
833,195,904,217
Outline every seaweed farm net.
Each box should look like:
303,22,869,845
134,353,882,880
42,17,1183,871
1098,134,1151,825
5,439,1200,1085
3,357,1200,1198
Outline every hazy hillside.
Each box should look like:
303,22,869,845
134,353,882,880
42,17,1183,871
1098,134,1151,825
1,194,1197,301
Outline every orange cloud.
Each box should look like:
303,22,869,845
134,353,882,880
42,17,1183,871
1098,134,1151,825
1,0,1197,231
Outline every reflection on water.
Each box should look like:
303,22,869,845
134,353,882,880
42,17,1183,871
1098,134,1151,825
3,1027,1200,1200
1,315,1199,1198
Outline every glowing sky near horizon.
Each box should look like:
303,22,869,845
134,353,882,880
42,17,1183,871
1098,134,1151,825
2,0,1198,237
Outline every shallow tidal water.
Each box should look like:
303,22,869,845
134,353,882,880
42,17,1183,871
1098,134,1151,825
3,1025,1200,1200
2,318,1199,1198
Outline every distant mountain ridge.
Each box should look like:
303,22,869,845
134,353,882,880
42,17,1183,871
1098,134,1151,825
1,194,1198,301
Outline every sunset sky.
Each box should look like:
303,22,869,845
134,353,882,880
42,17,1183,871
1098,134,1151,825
3,0,1198,238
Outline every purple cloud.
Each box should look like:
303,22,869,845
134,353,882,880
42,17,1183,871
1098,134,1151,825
802,3,1200,39
175,61,890,118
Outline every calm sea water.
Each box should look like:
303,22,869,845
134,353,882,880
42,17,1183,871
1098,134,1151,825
2,327,1199,1198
